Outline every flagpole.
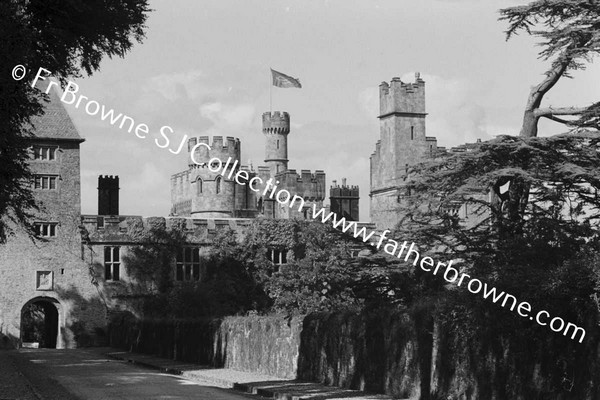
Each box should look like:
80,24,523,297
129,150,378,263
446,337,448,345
269,69,272,113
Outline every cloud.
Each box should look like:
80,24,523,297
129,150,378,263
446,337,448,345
200,102,257,133
149,70,206,101
412,72,492,147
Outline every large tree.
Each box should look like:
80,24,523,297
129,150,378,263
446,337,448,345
0,0,150,242
500,0,600,137
395,133,600,398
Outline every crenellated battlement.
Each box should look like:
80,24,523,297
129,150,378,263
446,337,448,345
379,72,426,118
81,214,254,243
331,178,359,196
262,111,290,134
187,135,240,152
186,135,241,166
275,169,326,201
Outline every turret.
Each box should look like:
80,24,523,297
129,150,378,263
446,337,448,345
330,178,359,221
262,111,290,176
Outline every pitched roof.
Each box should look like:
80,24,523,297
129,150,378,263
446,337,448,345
28,83,84,142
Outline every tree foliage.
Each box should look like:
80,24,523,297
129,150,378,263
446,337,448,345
239,219,422,314
394,134,600,396
499,0,600,136
399,132,600,259
120,220,266,319
395,133,600,342
0,0,150,242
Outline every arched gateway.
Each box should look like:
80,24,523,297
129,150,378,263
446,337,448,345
20,297,63,349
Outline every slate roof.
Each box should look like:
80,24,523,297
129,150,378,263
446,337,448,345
28,83,84,142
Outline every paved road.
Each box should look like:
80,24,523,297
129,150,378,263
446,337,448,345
4,348,258,400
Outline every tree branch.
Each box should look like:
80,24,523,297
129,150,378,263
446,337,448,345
535,106,588,117
540,114,572,125
527,57,571,112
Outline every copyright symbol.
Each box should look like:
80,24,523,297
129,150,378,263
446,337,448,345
12,65,27,80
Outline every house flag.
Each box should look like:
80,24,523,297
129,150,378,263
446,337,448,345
271,68,302,88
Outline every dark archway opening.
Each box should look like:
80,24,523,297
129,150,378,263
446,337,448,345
21,300,59,349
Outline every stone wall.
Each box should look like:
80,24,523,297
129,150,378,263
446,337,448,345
108,314,302,379
108,310,600,400
297,310,431,399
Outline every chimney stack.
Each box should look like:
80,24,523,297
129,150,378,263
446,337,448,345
98,175,119,215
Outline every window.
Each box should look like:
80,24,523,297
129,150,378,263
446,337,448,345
33,146,56,161
34,222,57,237
277,139,279,149
176,247,200,281
34,175,57,190
267,248,287,265
216,177,221,194
410,126,414,140
197,178,203,194
104,246,120,281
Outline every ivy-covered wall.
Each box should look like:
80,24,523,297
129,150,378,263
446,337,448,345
109,309,600,400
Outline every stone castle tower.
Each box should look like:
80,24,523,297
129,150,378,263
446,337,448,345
370,73,438,229
257,112,326,219
262,111,289,176
171,136,252,218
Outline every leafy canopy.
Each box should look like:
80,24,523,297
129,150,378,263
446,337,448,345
0,0,150,242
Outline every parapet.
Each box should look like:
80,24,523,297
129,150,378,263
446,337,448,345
186,135,241,166
299,169,326,182
379,73,426,118
81,214,256,243
262,111,290,135
330,178,359,198
272,169,326,201
187,135,240,152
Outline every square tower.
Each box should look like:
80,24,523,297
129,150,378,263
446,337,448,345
369,73,437,230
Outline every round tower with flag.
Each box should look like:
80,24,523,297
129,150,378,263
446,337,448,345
262,111,290,176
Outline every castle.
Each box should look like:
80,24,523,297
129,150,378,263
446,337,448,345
0,86,339,349
1,73,460,349
170,112,326,220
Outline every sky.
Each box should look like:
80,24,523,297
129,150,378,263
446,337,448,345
57,0,600,219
